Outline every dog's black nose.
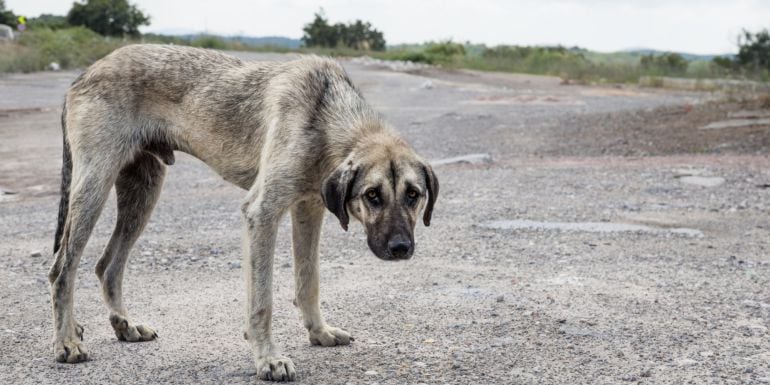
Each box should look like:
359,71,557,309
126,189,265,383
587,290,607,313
388,239,412,259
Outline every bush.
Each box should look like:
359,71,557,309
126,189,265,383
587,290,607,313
190,35,227,49
28,14,69,30
477,45,592,78
640,52,688,75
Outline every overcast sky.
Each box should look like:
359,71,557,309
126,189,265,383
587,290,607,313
8,0,768,54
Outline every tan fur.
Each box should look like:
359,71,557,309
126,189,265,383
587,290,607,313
48,44,438,381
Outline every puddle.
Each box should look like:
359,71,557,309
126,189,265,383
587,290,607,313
480,219,702,237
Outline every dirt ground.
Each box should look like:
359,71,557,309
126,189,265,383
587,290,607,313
1,51,769,385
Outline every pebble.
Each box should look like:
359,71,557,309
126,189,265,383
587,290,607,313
29,251,42,258
364,370,378,376
495,295,505,303
676,358,698,367
621,375,638,381
432,153,493,166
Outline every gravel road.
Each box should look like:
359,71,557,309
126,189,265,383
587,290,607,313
1,51,769,385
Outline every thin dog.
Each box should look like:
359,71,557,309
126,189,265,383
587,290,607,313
48,44,438,381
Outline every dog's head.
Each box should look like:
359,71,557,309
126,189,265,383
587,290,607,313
322,136,438,260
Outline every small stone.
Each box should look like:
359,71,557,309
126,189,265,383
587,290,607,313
431,153,493,166
699,351,714,357
228,261,241,269
676,358,698,367
743,300,761,309
29,251,42,258
495,295,504,303
640,368,652,377
364,370,378,376
414,361,427,368
621,375,638,382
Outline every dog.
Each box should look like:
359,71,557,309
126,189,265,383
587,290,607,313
48,44,438,381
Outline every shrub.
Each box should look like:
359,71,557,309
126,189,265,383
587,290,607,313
190,35,227,49
28,14,70,30
640,52,688,75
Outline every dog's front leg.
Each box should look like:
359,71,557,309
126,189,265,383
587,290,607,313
291,199,352,347
242,190,296,382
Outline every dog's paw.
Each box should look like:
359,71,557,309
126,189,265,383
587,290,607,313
255,355,296,382
110,314,157,342
308,325,352,347
54,338,88,363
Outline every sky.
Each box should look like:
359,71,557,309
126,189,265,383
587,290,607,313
7,0,769,54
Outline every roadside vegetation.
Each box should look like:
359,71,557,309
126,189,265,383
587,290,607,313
0,1,768,84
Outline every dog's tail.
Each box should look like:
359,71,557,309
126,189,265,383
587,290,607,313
53,98,72,255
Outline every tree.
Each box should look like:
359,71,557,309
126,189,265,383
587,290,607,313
301,11,338,48
67,0,149,37
302,10,386,51
0,0,16,26
736,29,770,71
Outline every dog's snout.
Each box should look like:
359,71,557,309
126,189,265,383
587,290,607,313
388,238,412,259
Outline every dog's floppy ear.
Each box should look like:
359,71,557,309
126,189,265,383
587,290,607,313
422,163,439,226
321,163,359,231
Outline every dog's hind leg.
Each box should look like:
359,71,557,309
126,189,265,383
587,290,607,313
95,152,165,342
50,153,119,363
291,198,351,347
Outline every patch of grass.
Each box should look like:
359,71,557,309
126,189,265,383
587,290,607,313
0,27,123,72
2,29,765,86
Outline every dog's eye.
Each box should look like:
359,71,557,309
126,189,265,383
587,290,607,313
407,190,418,199
366,189,378,200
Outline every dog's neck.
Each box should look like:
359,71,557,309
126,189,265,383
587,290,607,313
320,93,406,168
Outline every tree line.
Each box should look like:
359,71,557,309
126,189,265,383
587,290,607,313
0,0,149,37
